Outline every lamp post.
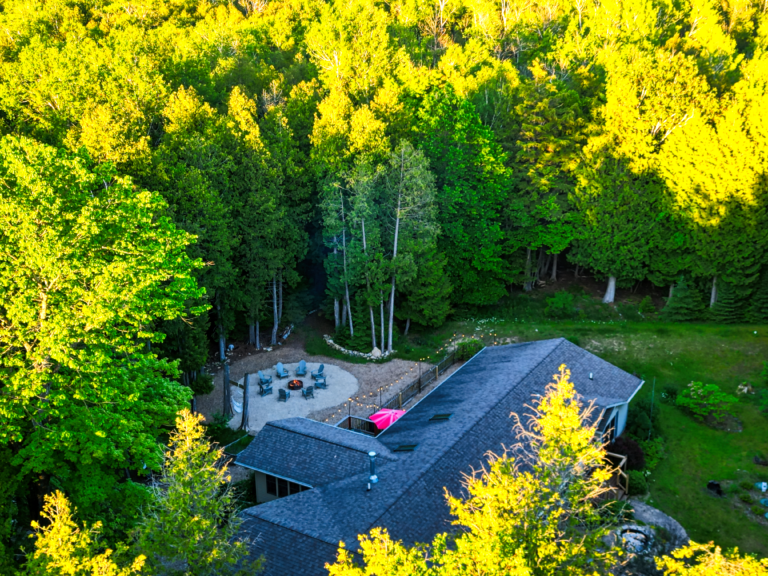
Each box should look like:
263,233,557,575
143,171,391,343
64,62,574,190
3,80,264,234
348,398,352,429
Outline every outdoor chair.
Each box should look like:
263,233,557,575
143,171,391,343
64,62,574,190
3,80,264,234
259,382,273,397
302,386,314,400
314,376,327,389
311,364,325,380
296,359,307,376
276,363,289,379
258,371,272,385
279,389,290,402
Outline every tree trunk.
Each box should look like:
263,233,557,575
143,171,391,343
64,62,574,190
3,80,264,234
387,192,402,354
524,248,533,291
334,298,340,329
380,294,385,354
551,253,558,281
341,302,347,327
574,264,580,278
255,319,260,349
248,323,256,346
710,276,717,308
669,284,674,299
239,373,250,432
333,238,340,329
404,317,411,336
340,199,354,337
271,275,278,345
191,396,196,414
361,219,377,350
602,276,617,304
278,273,283,321
223,363,233,418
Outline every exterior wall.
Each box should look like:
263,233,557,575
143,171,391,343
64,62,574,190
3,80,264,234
616,403,629,437
255,471,278,504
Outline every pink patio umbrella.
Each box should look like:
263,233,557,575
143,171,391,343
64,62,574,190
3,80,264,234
370,408,406,430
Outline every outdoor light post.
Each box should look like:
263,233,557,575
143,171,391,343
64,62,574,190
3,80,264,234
348,398,352,429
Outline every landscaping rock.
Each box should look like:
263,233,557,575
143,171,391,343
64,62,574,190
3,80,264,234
371,347,382,359
630,499,689,551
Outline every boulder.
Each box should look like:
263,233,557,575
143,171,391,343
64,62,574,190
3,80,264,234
371,347,382,359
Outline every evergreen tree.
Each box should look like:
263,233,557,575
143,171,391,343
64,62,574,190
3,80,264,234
747,270,768,323
134,411,262,575
709,280,746,324
662,276,705,321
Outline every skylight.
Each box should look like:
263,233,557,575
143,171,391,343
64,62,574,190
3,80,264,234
429,413,453,422
394,444,418,452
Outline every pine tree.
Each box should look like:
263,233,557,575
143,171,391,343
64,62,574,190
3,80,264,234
662,276,705,322
748,271,768,323
709,280,746,323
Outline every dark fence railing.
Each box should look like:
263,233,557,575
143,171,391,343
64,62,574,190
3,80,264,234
375,351,457,414
336,416,379,436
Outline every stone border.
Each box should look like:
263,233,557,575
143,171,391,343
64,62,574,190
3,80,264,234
323,335,395,361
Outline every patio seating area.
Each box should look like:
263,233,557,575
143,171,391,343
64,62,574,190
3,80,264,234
229,361,359,432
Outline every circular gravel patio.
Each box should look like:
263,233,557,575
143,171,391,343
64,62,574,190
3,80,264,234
228,362,359,432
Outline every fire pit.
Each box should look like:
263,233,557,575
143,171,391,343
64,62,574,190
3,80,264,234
287,379,304,390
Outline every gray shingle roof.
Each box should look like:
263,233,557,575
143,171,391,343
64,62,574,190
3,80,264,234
236,418,395,487
238,338,643,575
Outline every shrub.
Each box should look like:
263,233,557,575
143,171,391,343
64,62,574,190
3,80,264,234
626,397,660,439
740,480,755,491
739,493,754,504
660,385,678,404
608,437,646,471
545,290,575,319
675,381,738,422
662,276,704,322
627,470,648,496
456,339,483,361
638,436,666,471
639,295,656,315
751,505,766,515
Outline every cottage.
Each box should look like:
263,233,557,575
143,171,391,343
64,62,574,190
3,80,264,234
235,338,644,575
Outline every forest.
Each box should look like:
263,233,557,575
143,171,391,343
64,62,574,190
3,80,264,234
0,0,767,569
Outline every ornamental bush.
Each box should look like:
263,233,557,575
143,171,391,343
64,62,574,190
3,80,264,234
456,339,483,361
608,437,646,471
675,382,738,422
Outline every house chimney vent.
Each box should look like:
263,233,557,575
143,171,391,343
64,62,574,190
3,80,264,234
368,451,378,484
589,372,594,380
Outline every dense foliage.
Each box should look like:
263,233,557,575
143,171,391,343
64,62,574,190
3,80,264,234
1,0,767,567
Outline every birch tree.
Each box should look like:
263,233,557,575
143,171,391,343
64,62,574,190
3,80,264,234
380,141,438,353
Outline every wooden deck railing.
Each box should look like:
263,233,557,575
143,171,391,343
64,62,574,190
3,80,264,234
605,451,629,499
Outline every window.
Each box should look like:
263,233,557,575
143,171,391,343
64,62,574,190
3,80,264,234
277,477,288,498
264,474,311,499
394,444,418,452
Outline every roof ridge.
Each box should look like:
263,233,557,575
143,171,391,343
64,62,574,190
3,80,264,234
365,339,564,530
243,506,343,547
267,419,392,457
